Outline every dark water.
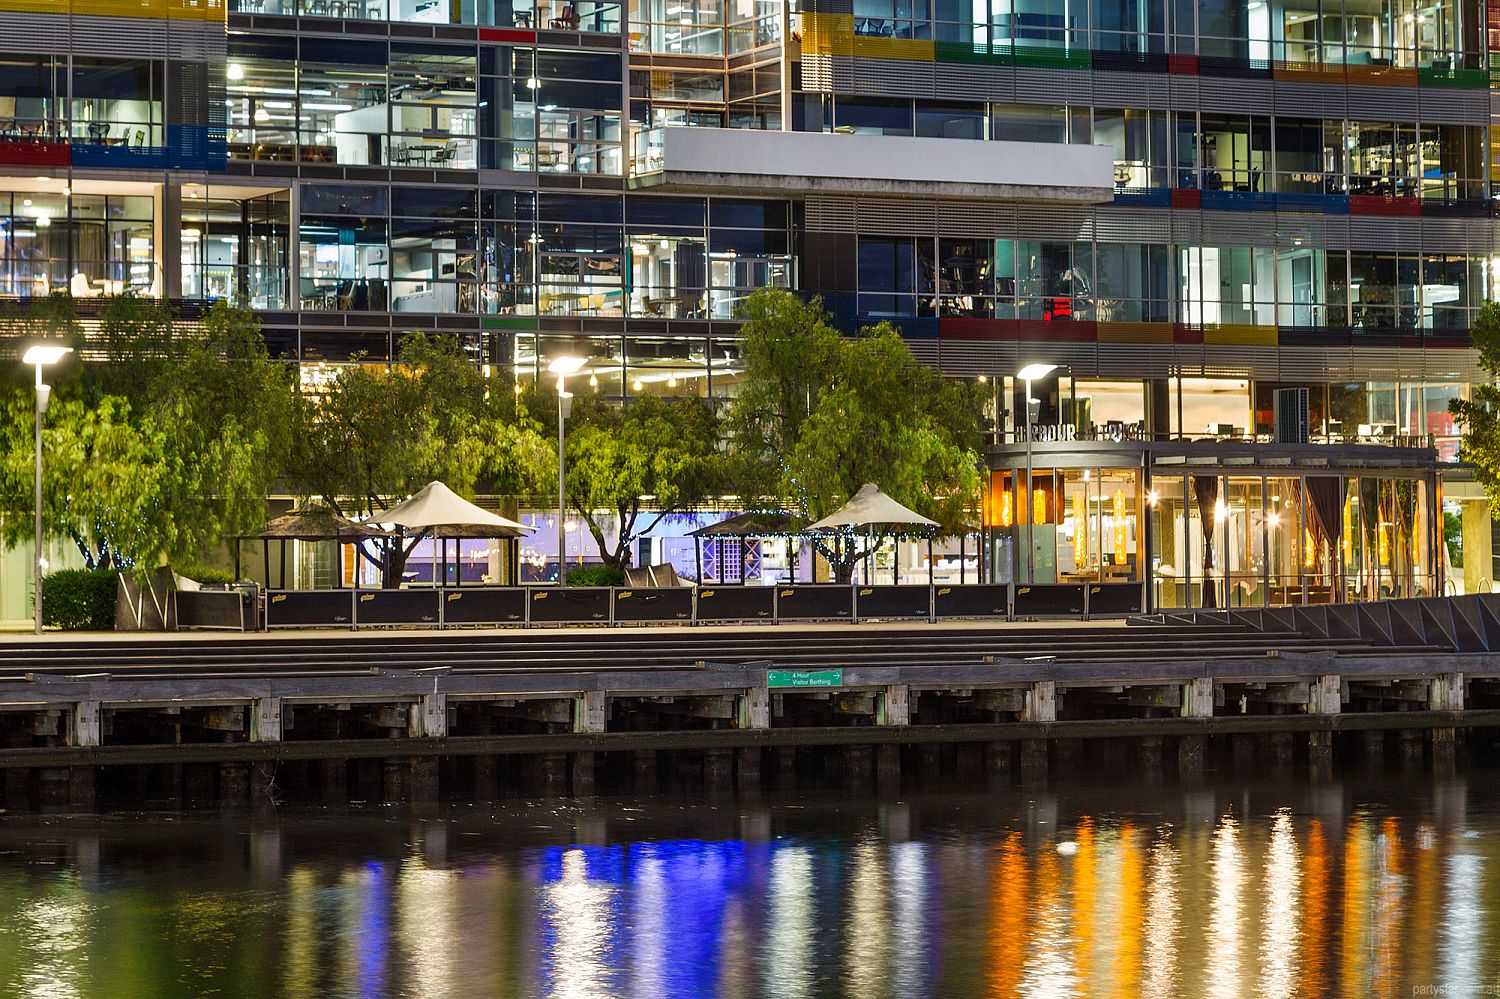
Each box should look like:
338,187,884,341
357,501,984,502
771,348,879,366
0,771,1494,998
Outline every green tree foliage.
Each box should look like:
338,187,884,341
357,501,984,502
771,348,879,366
1452,301,1500,513
0,297,296,570
563,391,723,568
727,289,985,580
287,332,553,584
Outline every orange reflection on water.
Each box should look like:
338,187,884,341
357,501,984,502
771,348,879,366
986,832,1027,999
1340,816,1372,996
1405,823,1438,988
1070,820,1095,991
1299,819,1330,997
1109,823,1144,998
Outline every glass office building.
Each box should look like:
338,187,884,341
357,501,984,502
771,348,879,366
0,0,1497,616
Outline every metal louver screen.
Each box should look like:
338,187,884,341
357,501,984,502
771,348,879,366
1273,387,1310,444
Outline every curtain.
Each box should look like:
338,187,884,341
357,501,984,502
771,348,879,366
1191,475,1219,608
1302,476,1344,554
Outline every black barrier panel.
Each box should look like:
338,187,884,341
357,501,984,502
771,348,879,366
695,586,775,621
1088,582,1144,617
529,587,611,623
856,585,931,619
175,590,248,630
356,589,441,626
442,587,527,625
776,585,854,620
933,584,1008,619
613,587,693,622
1014,584,1085,617
266,590,355,628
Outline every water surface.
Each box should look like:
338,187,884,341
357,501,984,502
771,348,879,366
0,771,1493,997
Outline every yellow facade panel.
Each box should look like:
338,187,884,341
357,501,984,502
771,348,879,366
1202,323,1277,346
802,12,853,56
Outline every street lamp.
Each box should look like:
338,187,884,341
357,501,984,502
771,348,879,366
1015,363,1057,583
23,343,72,634
549,355,585,584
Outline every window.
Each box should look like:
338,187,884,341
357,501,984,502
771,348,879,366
70,59,163,148
991,103,1066,144
916,100,986,139
859,236,917,316
0,193,155,298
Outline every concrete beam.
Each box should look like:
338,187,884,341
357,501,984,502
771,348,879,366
832,693,877,716
973,689,1026,714
1125,685,1182,709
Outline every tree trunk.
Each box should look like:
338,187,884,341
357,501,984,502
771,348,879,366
833,560,856,584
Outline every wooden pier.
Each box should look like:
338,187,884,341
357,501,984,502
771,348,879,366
2,594,1499,808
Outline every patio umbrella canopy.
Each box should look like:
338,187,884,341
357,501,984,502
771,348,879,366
252,508,396,542
372,481,532,537
689,511,805,538
805,483,938,535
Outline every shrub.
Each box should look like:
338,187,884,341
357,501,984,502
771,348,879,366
177,566,237,586
42,568,121,631
565,564,626,587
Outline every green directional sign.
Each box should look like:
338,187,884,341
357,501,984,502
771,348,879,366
767,669,844,688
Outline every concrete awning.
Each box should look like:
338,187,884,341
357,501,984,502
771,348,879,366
372,481,532,537
629,128,1117,203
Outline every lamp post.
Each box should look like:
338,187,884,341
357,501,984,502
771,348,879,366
22,344,72,635
1015,363,1057,584
549,355,585,584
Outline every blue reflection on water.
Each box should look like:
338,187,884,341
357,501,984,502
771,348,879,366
535,840,776,998
356,861,389,999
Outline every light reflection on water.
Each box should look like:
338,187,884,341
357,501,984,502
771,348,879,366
0,777,1499,997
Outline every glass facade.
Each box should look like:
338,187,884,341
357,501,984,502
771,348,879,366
0,0,1496,621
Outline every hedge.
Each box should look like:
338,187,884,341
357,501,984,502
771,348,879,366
565,564,626,587
42,568,121,631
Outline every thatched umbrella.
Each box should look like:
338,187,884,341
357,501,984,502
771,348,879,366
689,511,805,584
240,508,396,589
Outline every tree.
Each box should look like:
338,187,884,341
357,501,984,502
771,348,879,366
286,332,552,585
727,289,985,581
1453,301,1500,511
0,297,297,570
563,391,723,569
